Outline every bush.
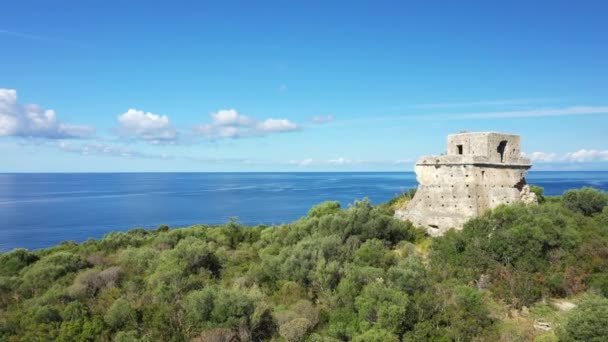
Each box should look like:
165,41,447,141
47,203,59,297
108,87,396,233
0,249,38,276
183,287,254,333
104,298,137,331
156,224,170,232
308,201,341,218
114,330,141,342
387,255,427,294
353,328,399,342
530,185,546,203
586,273,608,297
20,252,89,295
191,328,239,342
354,239,393,268
279,317,313,342
117,247,159,274
563,187,608,216
355,282,409,334
69,266,122,298
557,294,608,341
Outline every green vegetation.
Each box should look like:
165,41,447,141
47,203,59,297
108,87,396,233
0,188,607,341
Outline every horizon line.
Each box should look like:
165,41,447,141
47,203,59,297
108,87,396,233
1,170,607,174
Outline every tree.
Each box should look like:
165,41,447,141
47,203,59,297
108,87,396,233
530,185,546,203
0,249,38,276
104,298,137,331
183,287,254,335
354,239,392,268
279,318,312,342
354,282,409,334
353,328,399,342
558,294,608,341
308,201,341,218
563,187,608,216
20,252,89,296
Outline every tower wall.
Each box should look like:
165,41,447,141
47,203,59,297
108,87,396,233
395,132,534,236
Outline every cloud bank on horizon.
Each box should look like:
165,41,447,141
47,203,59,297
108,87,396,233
1,87,608,171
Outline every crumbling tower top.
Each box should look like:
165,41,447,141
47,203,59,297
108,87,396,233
417,132,531,167
447,132,523,164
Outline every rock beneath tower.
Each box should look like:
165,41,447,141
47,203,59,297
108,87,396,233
395,132,536,236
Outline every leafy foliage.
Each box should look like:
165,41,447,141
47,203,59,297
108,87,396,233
1,189,607,341
563,187,608,216
557,293,608,341
530,185,546,203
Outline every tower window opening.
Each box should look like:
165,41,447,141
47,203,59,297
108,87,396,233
457,144,463,155
497,140,508,163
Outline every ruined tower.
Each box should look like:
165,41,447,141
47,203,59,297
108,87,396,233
395,132,536,236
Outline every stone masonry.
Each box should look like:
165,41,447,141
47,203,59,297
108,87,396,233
395,132,536,236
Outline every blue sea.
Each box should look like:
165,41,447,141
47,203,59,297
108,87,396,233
1,172,607,251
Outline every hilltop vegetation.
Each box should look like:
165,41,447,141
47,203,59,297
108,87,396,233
1,187,607,341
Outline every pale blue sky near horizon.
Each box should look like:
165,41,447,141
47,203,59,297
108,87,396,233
1,1,607,172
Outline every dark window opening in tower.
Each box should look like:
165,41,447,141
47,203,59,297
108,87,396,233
457,144,463,155
497,140,507,163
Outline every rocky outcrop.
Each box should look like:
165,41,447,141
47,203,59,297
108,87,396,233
520,185,538,205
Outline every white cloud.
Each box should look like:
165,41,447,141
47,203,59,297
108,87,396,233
0,88,94,139
311,115,335,124
454,106,608,119
57,140,171,160
328,157,354,165
117,109,177,142
210,109,255,127
196,109,300,139
289,158,314,166
411,99,547,109
524,151,559,162
257,118,298,132
525,149,608,163
562,149,608,162
290,157,363,167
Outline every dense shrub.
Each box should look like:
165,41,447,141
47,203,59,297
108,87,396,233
308,201,341,218
68,266,122,298
1,188,607,341
183,286,254,335
563,187,608,216
558,294,608,341
20,252,89,296
355,282,409,334
279,317,313,342
104,298,137,331
0,249,38,276
530,185,546,203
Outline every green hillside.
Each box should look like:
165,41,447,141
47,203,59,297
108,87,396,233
1,187,607,341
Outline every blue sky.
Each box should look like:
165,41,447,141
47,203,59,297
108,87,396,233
1,0,607,171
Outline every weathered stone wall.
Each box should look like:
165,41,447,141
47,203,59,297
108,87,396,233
395,132,535,236
447,132,522,164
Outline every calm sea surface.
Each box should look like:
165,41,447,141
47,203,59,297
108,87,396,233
1,172,607,251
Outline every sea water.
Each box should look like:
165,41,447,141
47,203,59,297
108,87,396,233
1,172,607,251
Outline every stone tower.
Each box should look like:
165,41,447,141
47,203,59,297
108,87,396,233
395,132,536,236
